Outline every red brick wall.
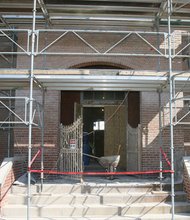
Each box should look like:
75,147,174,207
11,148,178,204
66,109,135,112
0,159,24,210
183,158,190,201
0,130,9,163
182,92,190,155
16,32,182,71
183,166,190,201
0,169,14,210
0,93,14,163
14,90,60,171
141,92,162,170
141,91,184,178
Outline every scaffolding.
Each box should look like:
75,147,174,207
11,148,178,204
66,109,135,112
1,0,190,220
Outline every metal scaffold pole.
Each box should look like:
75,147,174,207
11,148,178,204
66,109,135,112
7,90,12,158
41,89,45,191
158,90,163,191
167,0,175,219
27,0,37,219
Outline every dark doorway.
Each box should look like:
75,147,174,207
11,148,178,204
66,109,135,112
60,90,141,171
128,92,140,128
61,91,80,125
83,107,104,157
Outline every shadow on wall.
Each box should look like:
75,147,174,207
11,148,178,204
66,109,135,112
141,91,185,180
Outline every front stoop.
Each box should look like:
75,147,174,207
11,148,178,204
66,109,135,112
1,181,190,219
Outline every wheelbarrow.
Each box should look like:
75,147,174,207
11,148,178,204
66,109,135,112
83,145,121,179
83,153,120,172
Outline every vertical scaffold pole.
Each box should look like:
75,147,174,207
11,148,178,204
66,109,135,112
156,18,162,191
167,0,175,219
158,90,163,191
155,19,161,72
41,89,45,191
27,0,37,220
7,90,11,158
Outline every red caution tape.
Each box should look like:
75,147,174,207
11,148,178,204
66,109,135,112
28,149,41,170
160,147,171,168
29,169,174,175
28,147,174,176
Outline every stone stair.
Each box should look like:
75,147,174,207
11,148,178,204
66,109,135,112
1,180,190,220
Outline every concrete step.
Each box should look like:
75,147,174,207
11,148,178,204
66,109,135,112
2,214,190,220
9,183,163,195
121,202,190,215
7,191,187,205
2,202,190,218
7,194,101,205
138,213,190,220
4,181,188,219
101,191,187,204
2,204,120,218
10,184,84,194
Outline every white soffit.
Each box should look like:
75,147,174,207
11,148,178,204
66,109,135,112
0,73,189,92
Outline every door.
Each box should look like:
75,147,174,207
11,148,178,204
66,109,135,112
104,105,127,170
127,124,141,171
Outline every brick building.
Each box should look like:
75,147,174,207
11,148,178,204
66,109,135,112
0,0,190,187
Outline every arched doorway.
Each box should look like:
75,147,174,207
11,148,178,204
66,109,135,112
60,64,140,171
